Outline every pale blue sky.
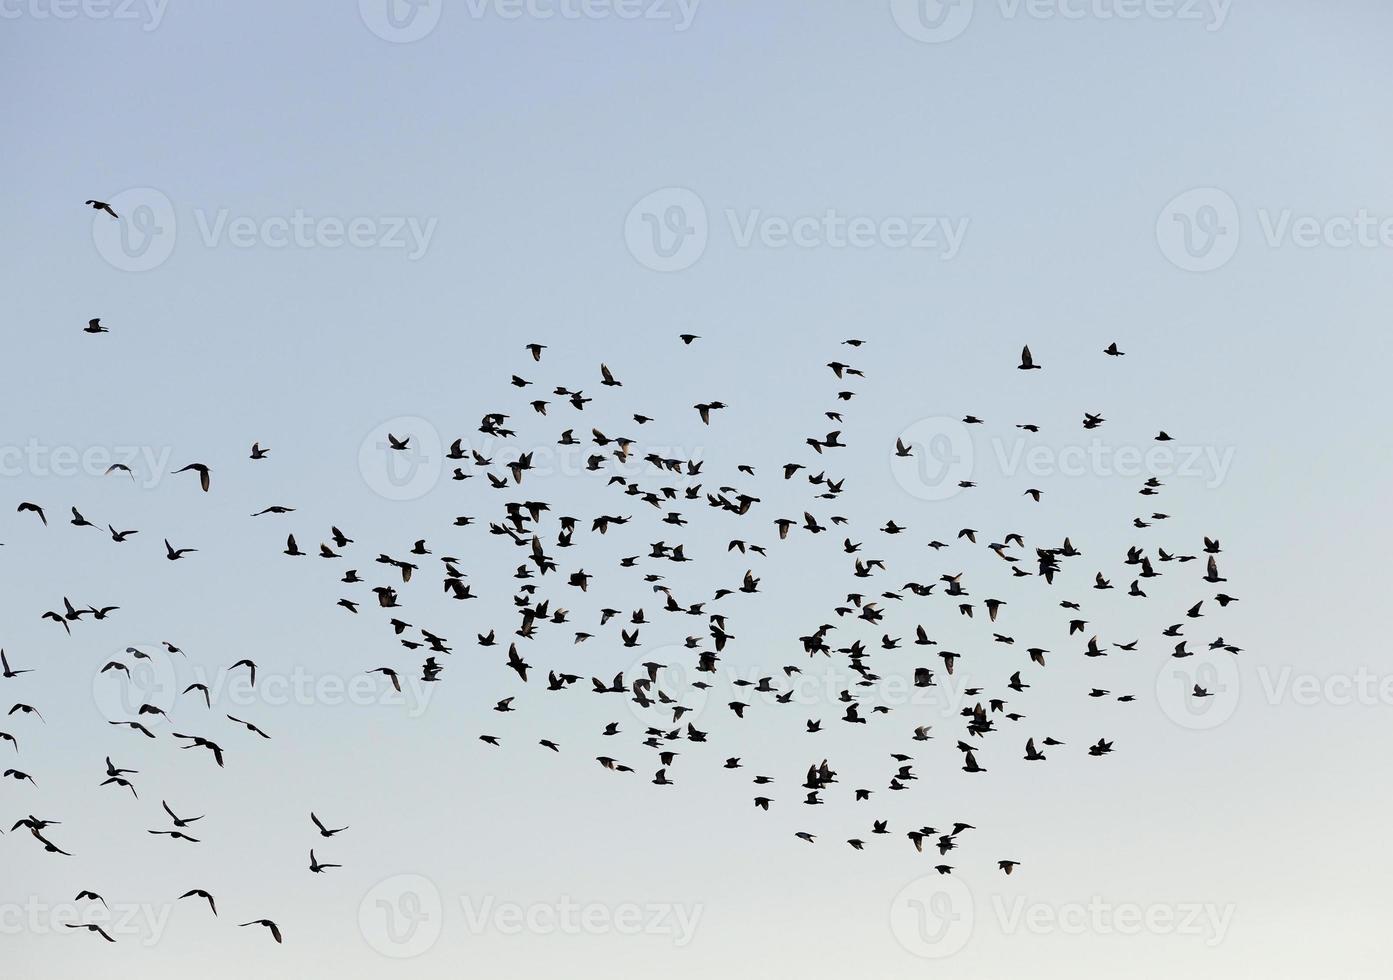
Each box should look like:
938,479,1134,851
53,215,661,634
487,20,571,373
3,2,1392,977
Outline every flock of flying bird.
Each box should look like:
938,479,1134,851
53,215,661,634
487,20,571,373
1,200,1240,946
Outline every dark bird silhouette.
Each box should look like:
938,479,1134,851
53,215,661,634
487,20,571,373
311,813,348,837
240,919,283,943
66,923,116,942
173,463,211,492
179,889,217,915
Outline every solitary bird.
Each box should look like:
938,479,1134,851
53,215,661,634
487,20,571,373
311,812,348,837
173,463,212,492
240,919,283,943
309,849,341,873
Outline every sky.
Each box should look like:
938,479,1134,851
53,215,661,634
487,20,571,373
3,1,1392,977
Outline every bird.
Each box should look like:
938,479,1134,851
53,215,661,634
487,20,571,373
173,463,212,492
227,715,270,739
179,889,217,915
311,813,348,837
85,199,119,217
1,651,32,679
66,923,116,942
369,667,401,691
164,539,197,561
161,801,204,828
240,920,283,943
309,849,341,873
148,830,201,843
0,320,1242,904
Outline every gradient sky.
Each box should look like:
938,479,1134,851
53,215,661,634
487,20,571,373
3,2,1392,977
